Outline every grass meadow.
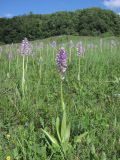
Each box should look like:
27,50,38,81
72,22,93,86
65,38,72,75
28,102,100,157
0,36,120,160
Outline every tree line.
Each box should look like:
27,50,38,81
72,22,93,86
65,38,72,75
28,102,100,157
0,8,120,44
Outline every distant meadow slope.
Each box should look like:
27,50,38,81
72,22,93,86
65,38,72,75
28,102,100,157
0,7,120,44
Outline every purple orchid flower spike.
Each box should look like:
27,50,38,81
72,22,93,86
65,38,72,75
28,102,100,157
56,47,67,80
76,42,85,57
20,37,31,55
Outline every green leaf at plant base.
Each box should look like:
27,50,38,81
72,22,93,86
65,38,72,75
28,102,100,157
41,129,59,147
61,142,72,155
56,117,61,143
64,123,71,143
61,110,67,143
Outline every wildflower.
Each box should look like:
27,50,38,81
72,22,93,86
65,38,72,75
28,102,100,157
6,156,11,160
8,52,13,61
76,42,85,57
56,48,67,80
6,134,10,139
69,40,74,48
20,38,31,96
76,41,82,48
111,40,116,47
110,40,116,52
60,43,65,47
20,37,31,55
50,41,57,48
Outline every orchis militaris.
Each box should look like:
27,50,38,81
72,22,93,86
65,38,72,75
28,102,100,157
50,41,57,61
42,47,88,159
76,42,85,81
20,37,31,96
42,48,70,158
69,40,74,63
56,48,67,81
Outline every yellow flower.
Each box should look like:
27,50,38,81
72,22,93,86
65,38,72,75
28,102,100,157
6,134,10,139
6,156,11,160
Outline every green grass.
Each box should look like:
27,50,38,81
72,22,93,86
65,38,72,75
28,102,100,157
0,36,120,160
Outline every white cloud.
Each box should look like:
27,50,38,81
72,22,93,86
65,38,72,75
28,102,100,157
5,13,13,18
103,0,120,8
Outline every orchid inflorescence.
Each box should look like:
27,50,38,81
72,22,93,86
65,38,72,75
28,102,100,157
20,37,31,55
55,47,67,80
76,42,85,57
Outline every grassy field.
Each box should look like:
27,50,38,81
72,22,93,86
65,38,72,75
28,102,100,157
0,36,120,160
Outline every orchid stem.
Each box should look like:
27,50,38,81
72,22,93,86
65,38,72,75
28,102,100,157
22,55,25,96
61,80,65,111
